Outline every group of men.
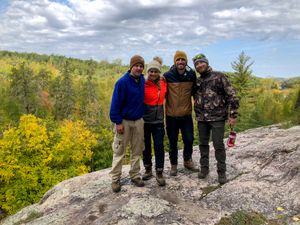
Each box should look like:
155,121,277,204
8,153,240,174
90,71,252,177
109,51,239,193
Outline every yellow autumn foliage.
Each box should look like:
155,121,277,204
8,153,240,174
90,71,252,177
51,120,97,175
0,114,97,214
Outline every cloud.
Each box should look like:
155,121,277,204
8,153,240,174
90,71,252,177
213,7,278,19
0,0,300,67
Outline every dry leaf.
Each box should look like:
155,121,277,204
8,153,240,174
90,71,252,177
292,216,300,221
276,207,284,211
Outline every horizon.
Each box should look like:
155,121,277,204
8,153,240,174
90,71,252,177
0,0,300,78
2,49,300,80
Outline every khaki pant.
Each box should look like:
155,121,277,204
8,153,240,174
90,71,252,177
110,119,144,182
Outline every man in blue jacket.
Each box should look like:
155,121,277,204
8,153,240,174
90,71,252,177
109,55,145,192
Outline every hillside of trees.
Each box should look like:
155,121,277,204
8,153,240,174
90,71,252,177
0,50,299,219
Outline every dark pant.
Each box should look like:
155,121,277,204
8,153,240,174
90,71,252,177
143,123,165,171
166,115,194,165
198,121,226,173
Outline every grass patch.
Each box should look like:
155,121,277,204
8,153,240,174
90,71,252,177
201,185,220,195
279,121,294,129
13,211,43,225
215,210,284,225
199,185,220,199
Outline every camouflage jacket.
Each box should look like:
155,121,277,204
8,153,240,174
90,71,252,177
194,67,239,121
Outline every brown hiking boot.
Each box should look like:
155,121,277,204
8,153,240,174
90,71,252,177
142,168,153,180
198,168,209,179
170,165,177,176
156,171,166,186
131,177,144,187
111,180,121,193
184,159,199,172
218,173,227,185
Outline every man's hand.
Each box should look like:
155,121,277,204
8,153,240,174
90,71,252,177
228,117,237,126
116,124,124,134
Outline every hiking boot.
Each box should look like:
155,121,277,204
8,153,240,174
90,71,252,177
170,165,177,176
111,180,121,193
142,168,153,180
156,171,166,186
218,173,227,185
184,159,199,172
198,168,209,179
131,177,144,187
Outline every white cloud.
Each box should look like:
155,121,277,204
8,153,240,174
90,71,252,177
194,26,207,36
142,33,154,43
213,7,278,19
128,0,195,7
0,0,300,70
68,0,116,21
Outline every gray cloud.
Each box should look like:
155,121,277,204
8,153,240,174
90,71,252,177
0,0,299,68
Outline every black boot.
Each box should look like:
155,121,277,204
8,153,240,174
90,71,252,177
198,167,209,179
218,172,227,185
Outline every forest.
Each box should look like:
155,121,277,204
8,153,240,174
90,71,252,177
0,50,299,218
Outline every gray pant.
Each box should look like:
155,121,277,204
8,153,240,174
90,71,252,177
197,121,226,173
110,119,144,182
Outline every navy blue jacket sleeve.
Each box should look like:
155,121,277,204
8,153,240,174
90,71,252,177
109,80,125,124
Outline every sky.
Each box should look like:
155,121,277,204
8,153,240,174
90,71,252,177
0,0,300,78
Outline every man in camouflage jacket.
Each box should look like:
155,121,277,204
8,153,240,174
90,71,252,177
193,53,239,184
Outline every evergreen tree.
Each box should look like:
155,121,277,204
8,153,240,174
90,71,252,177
9,62,38,114
36,67,51,91
295,88,300,110
231,51,254,98
79,60,101,128
293,88,300,124
53,61,75,120
35,67,53,117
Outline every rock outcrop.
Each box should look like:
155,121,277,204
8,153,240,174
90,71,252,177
1,125,300,225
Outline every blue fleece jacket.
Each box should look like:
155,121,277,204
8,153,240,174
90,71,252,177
110,71,145,124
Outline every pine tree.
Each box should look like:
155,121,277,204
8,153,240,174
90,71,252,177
294,88,300,110
293,88,300,124
9,62,38,114
79,60,101,128
231,51,254,99
36,67,50,91
53,61,75,120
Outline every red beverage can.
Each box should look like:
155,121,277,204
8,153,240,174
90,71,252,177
227,130,236,147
